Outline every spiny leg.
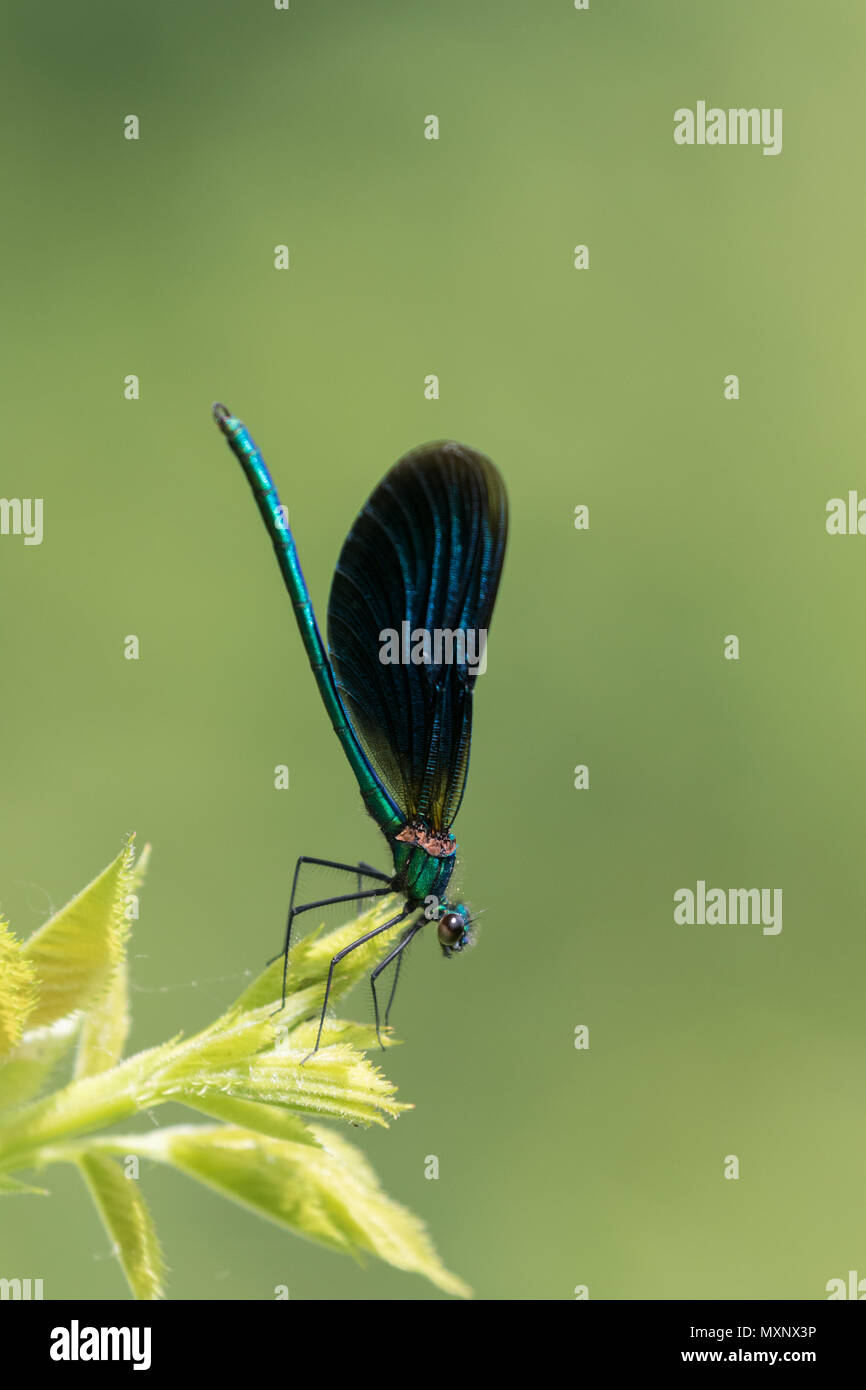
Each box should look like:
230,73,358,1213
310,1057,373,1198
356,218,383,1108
385,935,413,1027
276,885,389,1010
384,951,404,1029
304,905,412,1062
270,853,391,985
370,917,424,1048
356,860,382,910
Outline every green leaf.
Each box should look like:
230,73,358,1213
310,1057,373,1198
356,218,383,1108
23,838,135,1030
307,1123,471,1297
232,894,407,1014
75,845,148,1079
179,1092,321,1146
0,854,470,1301
128,843,151,894
177,1031,410,1128
75,960,131,1080
0,918,37,1057
0,1174,48,1195
128,1122,470,1298
78,1152,166,1300
0,1015,81,1109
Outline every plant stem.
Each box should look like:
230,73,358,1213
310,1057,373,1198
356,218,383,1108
0,1042,175,1173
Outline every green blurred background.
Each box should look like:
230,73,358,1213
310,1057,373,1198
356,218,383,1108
2,0,864,1300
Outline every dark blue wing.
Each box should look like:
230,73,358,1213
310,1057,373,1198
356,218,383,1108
327,441,508,832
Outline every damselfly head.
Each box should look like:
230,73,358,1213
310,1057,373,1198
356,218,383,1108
437,905,471,958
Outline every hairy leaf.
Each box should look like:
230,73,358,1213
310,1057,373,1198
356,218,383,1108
78,1151,166,1300
0,918,37,1057
0,1015,81,1109
23,839,134,1029
126,1122,469,1298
